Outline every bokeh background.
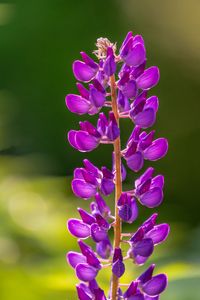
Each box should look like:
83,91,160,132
0,0,200,299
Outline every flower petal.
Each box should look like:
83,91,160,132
76,283,93,300
90,87,105,108
143,138,168,161
121,80,137,99
151,175,164,189
126,151,144,172
103,47,116,76
75,131,100,152
145,224,170,245
123,281,138,298
139,187,163,208
124,43,146,67
145,96,159,112
137,67,160,90
73,60,97,82
68,130,78,149
67,219,91,238
72,179,96,199
138,264,155,284
100,178,115,196
95,193,111,218
133,238,154,257
67,251,86,268
78,208,96,225
112,259,125,278
76,263,98,282
119,203,132,222
134,255,148,266
142,274,167,296
65,94,90,115
96,238,112,259
135,167,154,188
91,223,108,242
132,108,156,128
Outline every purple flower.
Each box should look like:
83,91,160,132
67,204,112,243
112,248,125,278
122,126,168,172
72,159,114,199
103,47,116,76
68,112,119,152
73,52,99,82
129,92,159,128
120,32,146,67
67,240,101,282
134,167,164,208
66,33,170,299
117,192,138,223
66,80,106,115
76,280,107,300
96,237,113,259
127,214,170,265
124,264,167,299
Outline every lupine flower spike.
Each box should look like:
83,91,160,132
66,31,170,300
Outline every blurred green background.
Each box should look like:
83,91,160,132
0,0,200,299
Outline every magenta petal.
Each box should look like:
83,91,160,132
137,67,160,90
124,43,146,67
134,255,148,266
73,60,97,82
132,108,156,128
90,87,105,108
121,80,137,99
78,208,96,225
91,223,107,242
118,204,132,222
129,199,138,223
135,167,154,188
72,179,96,199
142,274,167,296
138,264,155,284
112,259,125,278
68,130,78,149
143,138,168,161
103,50,116,76
145,96,159,112
76,263,98,282
75,131,99,152
139,187,163,208
100,178,114,196
67,219,91,238
76,283,93,300
145,224,170,245
96,238,112,259
67,251,86,268
65,94,90,115
133,238,154,257
151,175,164,189
127,151,144,172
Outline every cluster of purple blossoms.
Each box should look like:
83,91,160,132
66,32,170,299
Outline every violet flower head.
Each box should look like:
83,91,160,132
65,32,170,300
134,167,165,208
128,214,170,265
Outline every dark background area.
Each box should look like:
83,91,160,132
0,1,199,299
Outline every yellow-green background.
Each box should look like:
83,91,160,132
0,1,200,299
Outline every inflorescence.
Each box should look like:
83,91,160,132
66,32,170,300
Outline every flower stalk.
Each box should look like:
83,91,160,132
110,74,122,299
